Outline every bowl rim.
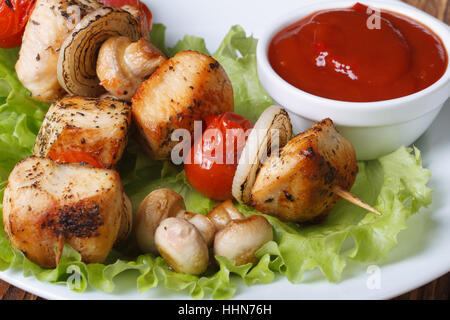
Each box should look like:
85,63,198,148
256,0,450,117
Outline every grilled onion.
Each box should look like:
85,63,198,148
232,105,292,204
57,7,140,96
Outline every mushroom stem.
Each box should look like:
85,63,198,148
333,186,381,216
55,234,64,266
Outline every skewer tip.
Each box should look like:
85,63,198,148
333,186,382,216
55,234,64,266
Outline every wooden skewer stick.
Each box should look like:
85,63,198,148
55,234,64,266
333,186,382,216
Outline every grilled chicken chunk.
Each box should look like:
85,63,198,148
34,96,131,168
2,157,127,268
132,50,234,160
250,119,358,222
15,0,99,102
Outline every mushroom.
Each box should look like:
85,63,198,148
97,36,167,100
154,217,209,275
135,188,218,252
115,193,133,245
57,6,140,97
214,215,273,266
206,199,244,231
176,211,216,246
134,188,186,254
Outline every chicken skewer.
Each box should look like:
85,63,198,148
233,108,381,222
15,0,101,102
56,234,65,266
16,0,165,102
34,96,132,169
2,157,131,268
252,117,381,221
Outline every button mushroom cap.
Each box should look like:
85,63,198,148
155,217,209,275
97,36,167,100
206,199,244,231
176,211,216,246
134,188,186,254
214,215,273,266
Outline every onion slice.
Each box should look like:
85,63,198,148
57,7,140,97
232,105,292,204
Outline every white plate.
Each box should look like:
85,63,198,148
1,0,449,300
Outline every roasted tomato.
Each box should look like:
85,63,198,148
0,0,36,48
138,2,152,36
50,150,104,168
185,112,253,201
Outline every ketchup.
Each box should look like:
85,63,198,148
268,3,448,102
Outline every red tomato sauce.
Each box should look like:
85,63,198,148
268,3,448,102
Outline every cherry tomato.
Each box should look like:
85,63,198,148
99,0,152,36
185,113,253,201
0,0,35,48
138,2,152,37
50,150,104,168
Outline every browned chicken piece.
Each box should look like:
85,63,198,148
250,119,358,222
15,0,100,102
97,37,167,100
33,96,131,168
2,157,127,268
132,50,234,160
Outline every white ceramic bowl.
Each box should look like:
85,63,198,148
257,0,450,160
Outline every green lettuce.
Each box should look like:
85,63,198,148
0,48,48,182
150,24,210,57
0,26,432,299
212,25,273,123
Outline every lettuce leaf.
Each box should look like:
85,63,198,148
0,26,432,299
237,146,432,283
0,48,48,182
150,24,210,57
213,25,273,123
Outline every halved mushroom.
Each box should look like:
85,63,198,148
214,215,273,266
134,188,186,254
155,217,209,275
57,6,140,97
97,36,167,100
232,106,292,204
135,188,218,252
